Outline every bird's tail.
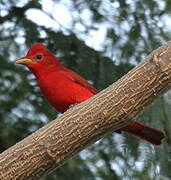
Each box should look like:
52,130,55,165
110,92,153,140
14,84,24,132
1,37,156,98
119,122,165,146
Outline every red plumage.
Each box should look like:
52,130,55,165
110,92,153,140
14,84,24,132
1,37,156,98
16,43,165,146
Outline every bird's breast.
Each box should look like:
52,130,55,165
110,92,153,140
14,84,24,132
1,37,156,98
36,73,94,113
36,78,73,113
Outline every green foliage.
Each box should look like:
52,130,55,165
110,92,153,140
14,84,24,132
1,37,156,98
0,0,171,179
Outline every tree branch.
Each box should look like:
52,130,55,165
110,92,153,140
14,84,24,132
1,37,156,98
0,0,39,24
1,41,171,180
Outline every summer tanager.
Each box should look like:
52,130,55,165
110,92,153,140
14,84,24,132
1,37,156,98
15,43,165,145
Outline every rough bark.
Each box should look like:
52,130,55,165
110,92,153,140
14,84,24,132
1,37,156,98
1,41,171,180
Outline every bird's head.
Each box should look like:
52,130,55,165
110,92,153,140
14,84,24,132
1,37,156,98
15,43,61,73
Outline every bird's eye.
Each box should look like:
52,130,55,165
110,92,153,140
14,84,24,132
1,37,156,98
35,55,43,60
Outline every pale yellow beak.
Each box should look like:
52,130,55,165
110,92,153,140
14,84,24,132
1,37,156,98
15,58,33,65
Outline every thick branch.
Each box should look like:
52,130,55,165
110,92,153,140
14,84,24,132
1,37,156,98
1,41,171,180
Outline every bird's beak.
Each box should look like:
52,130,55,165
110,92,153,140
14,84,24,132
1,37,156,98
15,58,33,65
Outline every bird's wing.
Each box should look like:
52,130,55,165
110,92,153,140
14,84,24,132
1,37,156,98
63,68,98,95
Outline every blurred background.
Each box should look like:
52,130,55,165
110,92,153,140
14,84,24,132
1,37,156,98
1,0,171,179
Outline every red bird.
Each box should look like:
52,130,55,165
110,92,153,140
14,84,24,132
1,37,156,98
15,43,165,146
